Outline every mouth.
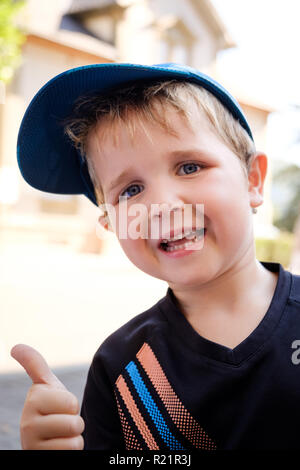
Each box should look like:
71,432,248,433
158,227,206,252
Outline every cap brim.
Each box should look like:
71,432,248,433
17,62,253,206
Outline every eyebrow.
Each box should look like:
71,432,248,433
106,149,209,195
106,166,138,194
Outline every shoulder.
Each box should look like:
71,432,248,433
103,297,166,349
91,295,168,379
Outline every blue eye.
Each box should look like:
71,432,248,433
118,162,202,202
178,162,202,175
119,183,143,201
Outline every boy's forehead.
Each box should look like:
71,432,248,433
88,99,205,155
86,104,193,192
87,102,234,195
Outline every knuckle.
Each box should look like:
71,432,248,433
67,416,77,436
25,387,38,408
25,384,45,410
67,415,84,436
65,392,79,414
69,435,84,450
20,420,29,437
20,418,39,450
20,416,35,436
78,416,85,434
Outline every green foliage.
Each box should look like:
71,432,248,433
272,163,300,233
255,231,294,268
274,192,300,232
0,0,26,84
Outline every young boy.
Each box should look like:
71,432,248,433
12,63,300,450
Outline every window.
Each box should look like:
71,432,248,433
156,17,195,65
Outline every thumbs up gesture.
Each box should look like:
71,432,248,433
11,344,85,450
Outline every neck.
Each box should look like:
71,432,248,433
168,255,279,348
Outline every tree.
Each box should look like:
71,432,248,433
272,163,300,233
272,119,300,272
0,0,26,84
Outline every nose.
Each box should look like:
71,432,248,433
149,197,187,240
151,199,185,219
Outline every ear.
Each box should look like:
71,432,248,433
247,152,268,211
98,214,114,232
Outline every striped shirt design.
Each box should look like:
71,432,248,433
115,342,217,450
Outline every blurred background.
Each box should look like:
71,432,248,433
1,0,300,448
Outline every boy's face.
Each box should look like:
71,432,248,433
87,101,265,289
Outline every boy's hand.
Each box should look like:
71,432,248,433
10,344,85,450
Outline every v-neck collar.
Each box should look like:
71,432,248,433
159,261,292,365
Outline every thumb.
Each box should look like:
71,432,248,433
11,344,66,390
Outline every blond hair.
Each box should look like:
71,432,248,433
63,80,256,207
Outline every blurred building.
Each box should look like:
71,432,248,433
0,0,277,254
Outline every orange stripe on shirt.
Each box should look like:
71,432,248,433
115,374,160,450
115,392,143,450
136,342,217,450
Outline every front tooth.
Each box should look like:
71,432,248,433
167,233,183,241
173,233,184,241
171,231,195,241
164,228,204,242
185,230,196,240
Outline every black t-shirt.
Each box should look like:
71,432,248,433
81,261,300,450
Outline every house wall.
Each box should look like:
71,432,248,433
115,0,219,73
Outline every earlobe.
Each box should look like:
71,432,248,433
98,214,112,231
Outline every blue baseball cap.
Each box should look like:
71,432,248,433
17,62,253,207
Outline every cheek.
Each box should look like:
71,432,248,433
117,237,140,266
113,204,150,240
117,237,157,276
118,237,134,255
203,174,250,239
205,168,248,209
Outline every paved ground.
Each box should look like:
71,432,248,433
0,238,167,449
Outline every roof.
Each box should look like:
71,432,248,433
191,0,235,49
25,31,116,62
